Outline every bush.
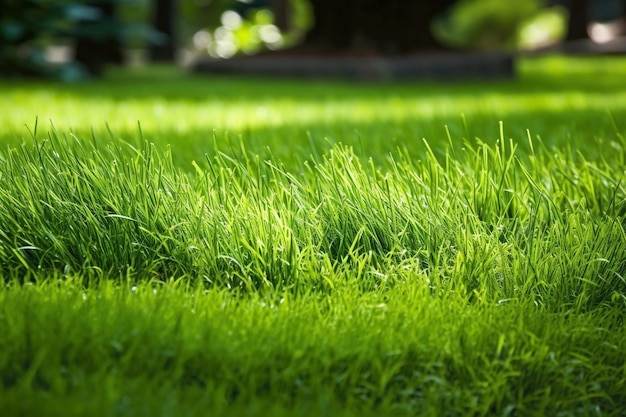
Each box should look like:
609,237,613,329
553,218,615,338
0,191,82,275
433,0,543,50
0,0,155,80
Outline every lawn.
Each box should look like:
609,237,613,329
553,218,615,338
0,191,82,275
0,56,625,417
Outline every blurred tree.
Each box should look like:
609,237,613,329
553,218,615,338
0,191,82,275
565,0,589,40
295,0,457,54
0,0,139,79
271,0,290,31
194,0,579,57
75,1,125,76
559,0,626,41
592,0,624,20
150,0,177,61
433,0,543,50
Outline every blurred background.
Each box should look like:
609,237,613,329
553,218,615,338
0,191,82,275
1,0,625,81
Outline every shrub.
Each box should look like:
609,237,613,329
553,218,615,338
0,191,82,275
433,0,543,50
0,0,154,80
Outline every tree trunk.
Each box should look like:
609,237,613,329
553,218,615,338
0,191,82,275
272,0,291,32
566,0,589,40
150,0,177,62
301,0,353,51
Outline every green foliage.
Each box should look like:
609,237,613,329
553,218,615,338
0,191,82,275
188,0,312,58
1,0,85,78
517,6,567,49
0,0,155,79
180,0,232,30
434,0,544,50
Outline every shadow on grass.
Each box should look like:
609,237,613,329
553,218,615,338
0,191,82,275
1,56,625,170
3,56,626,100
3,106,622,173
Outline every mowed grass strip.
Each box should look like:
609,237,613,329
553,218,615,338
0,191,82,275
1,278,625,417
0,56,625,416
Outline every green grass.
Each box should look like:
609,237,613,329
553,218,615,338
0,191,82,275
0,56,625,416
2,56,626,167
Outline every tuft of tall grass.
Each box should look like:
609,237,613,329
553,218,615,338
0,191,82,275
0,125,624,311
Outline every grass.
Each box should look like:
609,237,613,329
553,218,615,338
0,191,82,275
2,56,626,167
0,55,625,416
